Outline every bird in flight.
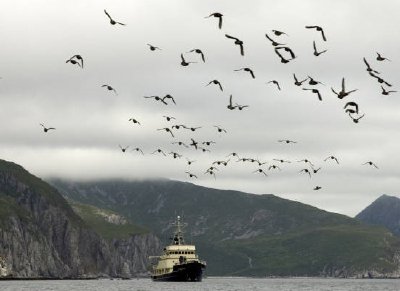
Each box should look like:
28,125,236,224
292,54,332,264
144,95,168,105
234,67,255,79
152,149,167,156
313,186,322,191
214,125,227,133
188,49,205,63
376,52,391,62
275,46,296,60
265,33,285,47
344,102,359,114
66,55,84,68
363,58,380,74
293,74,308,86
128,118,141,125
253,168,268,177
205,12,223,29
268,165,281,171
324,156,339,164
278,139,297,144
186,159,195,166
131,147,144,155
363,161,379,169
303,88,322,101
331,78,357,99
163,94,176,105
163,115,175,122
172,141,189,148
157,127,174,137
307,76,324,86
272,29,288,36
313,41,327,56
267,80,281,90
147,44,162,51
235,103,249,110
381,86,397,95
202,141,216,146
298,159,314,166
119,145,129,153
40,124,56,133
225,34,244,56
180,53,196,66
185,171,198,178
102,85,118,95
206,80,223,91
227,94,236,110
104,9,126,26
369,72,392,87
305,25,327,41
299,168,312,178
169,152,182,159
273,159,291,163
348,113,365,123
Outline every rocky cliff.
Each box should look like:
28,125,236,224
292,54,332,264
0,159,161,278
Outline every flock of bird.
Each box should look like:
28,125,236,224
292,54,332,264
4,8,395,192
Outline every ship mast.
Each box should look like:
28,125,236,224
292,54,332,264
171,215,187,245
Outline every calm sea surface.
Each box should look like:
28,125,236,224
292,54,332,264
0,277,399,291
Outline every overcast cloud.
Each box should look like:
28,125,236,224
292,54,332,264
0,0,399,216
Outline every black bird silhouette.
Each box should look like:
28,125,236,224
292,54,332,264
273,159,291,163
344,102,359,114
128,118,141,125
172,141,189,148
363,58,380,74
212,159,230,166
119,145,129,153
66,55,84,68
157,127,174,137
369,72,392,87
274,48,290,63
307,76,324,86
227,152,240,159
185,171,198,178
253,168,268,176
275,46,296,60
144,95,168,105
102,85,118,95
104,9,126,26
205,12,223,29
278,139,297,144
297,159,314,166
171,124,186,130
313,41,327,56
189,138,198,150
40,124,56,133
376,52,391,62
186,158,195,166
185,126,202,132
180,54,196,66
214,125,227,133
303,88,322,101
147,44,161,51
363,161,379,169
268,165,281,171
235,103,249,110
163,94,176,105
225,34,244,56
169,152,182,159
202,141,216,146
272,29,288,36
331,78,357,99
324,156,339,164
131,147,144,155
299,168,312,178
293,74,308,86
267,80,281,90
66,57,81,68
313,186,322,191
188,49,205,63
265,33,285,47
227,94,236,110
305,25,326,41
381,86,397,95
234,67,255,79
206,80,223,91
348,113,365,123
152,149,167,156
311,166,321,174
163,115,176,122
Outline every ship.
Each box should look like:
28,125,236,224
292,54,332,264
150,216,206,282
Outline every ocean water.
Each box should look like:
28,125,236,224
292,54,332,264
0,277,399,291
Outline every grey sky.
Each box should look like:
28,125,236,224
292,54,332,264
0,0,399,216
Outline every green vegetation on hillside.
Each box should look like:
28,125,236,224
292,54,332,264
69,200,148,240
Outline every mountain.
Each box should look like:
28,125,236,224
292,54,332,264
356,194,400,236
51,179,400,278
0,159,161,279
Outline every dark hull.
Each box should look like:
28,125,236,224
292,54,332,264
152,261,205,282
